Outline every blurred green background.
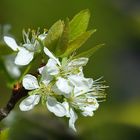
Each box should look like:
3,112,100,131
0,0,140,140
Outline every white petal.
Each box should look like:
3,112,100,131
4,55,21,78
44,47,61,66
68,75,93,96
69,108,78,132
81,107,93,116
47,96,66,117
19,95,40,111
52,77,73,97
62,102,70,117
38,66,45,74
23,74,39,90
46,59,59,75
82,104,99,116
41,75,52,85
15,48,34,65
81,99,99,116
68,57,88,68
4,36,19,51
39,65,53,85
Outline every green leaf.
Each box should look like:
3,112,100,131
55,18,69,56
0,42,12,55
74,44,105,58
69,9,90,41
44,20,64,51
61,29,96,57
0,128,9,140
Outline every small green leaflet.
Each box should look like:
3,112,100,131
44,9,103,58
74,44,105,58
69,9,90,42
55,18,69,56
44,20,64,51
61,30,96,57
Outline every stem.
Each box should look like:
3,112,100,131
18,64,32,83
0,39,44,122
0,83,28,121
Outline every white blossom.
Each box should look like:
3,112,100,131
46,77,100,131
43,47,88,75
19,47,106,132
4,36,33,65
4,32,46,66
39,47,89,98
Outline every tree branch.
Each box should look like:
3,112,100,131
0,83,28,121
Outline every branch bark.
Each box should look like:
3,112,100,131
0,83,28,121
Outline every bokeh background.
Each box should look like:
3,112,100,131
0,0,140,140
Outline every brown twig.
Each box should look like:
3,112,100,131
0,83,28,121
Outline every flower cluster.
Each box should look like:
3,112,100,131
18,47,105,132
3,9,107,131
4,30,106,131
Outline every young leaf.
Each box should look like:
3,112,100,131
55,18,69,56
69,9,90,41
74,44,105,58
44,20,64,51
61,29,96,57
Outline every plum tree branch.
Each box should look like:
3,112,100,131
0,83,28,121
